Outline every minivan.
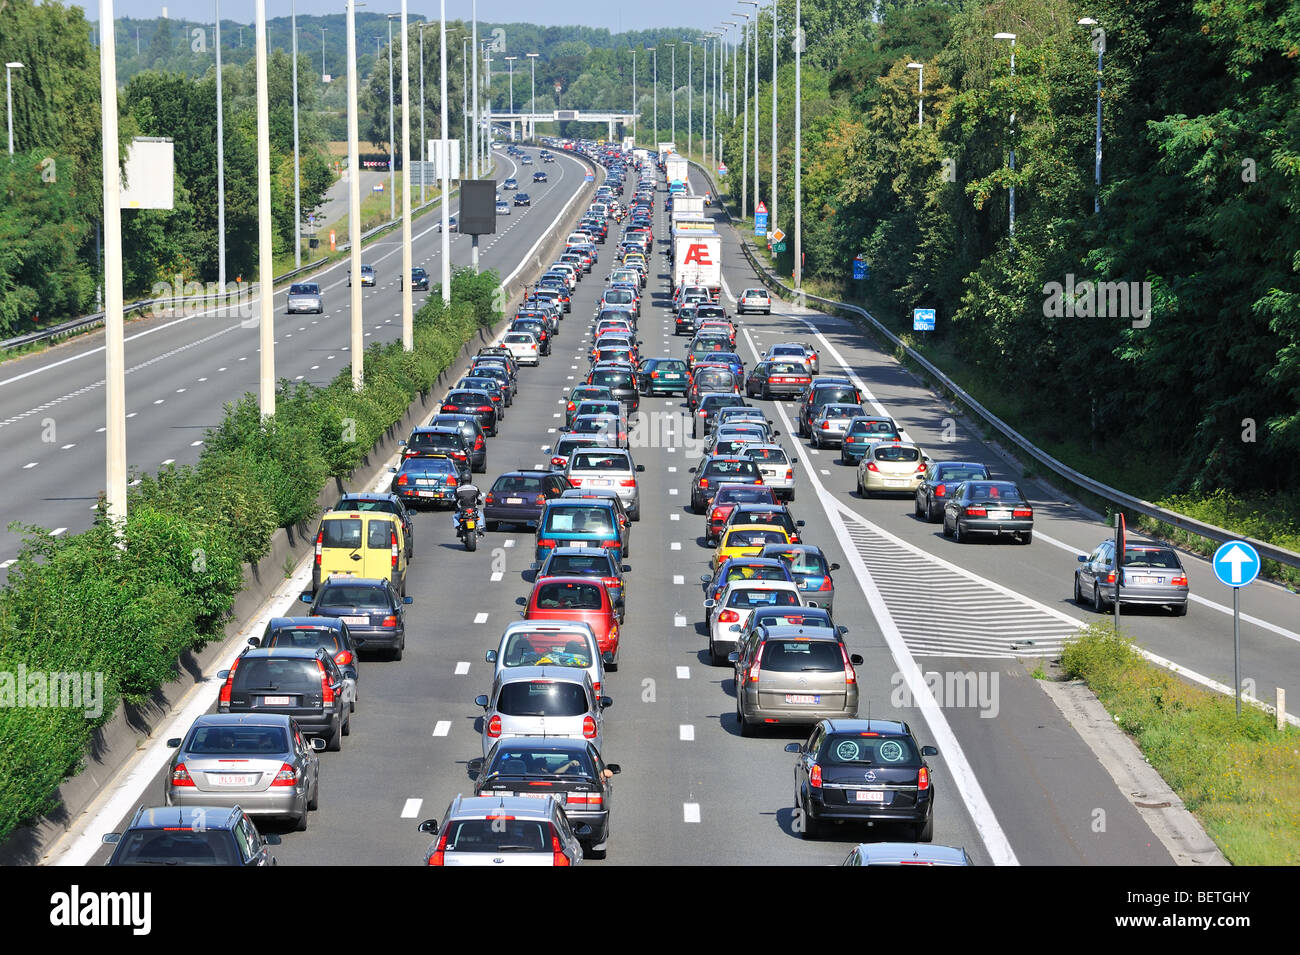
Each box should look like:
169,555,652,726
312,510,408,596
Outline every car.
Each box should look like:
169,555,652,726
734,605,848,647
486,620,612,699
841,843,972,866
759,544,841,613
501,331,541,365
713,523,795,572
465,361,514,407
511,316,552,355
514,192,531,206
940,479,1034,544
390,455,463,510
439,389,500,433
311,508,408,594
104,806,281,866
521,575,622,666
810,403,867,450
483,470,571,530
745,361,812,400
798,379,863,437
401,426,473,481
332,492,414,559
457,375,510,422
914,461,991,521
536,497,628,565
162,713,322,831
520,155,533,165
469,739,620,858
217,646,353,750
719,502,805,545
1074,539,1189,615
535,547,628,624
842,416,905,465
732,627,862,734
533,171,548,182
301,575,412,660
857,440,930,498
545,434,601,472
692,393,749,439
739,444,795,502
563,383,615,427
286,282,323,314
347,264,376,287
687,367,742,412
766,342,820,375
738,287,772,314
401,267,429,291
255,617,360,707
474,666,611,758
704,483,779,544
502,177,519,190
690,454,764,513
568,412,627,449
564,447,645,521
785,719,937,841
417,794,588,866
706,579,805,666
429,413,488,473
586,365,639,413
636,357,689,396
496,199,511,215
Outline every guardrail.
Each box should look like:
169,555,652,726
0,184,461,352
685,159,1300,573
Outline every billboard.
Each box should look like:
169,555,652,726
119,137,174,210
428,138,462,181
458,179,498,235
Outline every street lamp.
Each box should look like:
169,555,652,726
666,44,674,146
471,0,478,177
527,52,539,141
387,13,400,221
722,21,737,121
794,0,803,289
292,1,301,268
906,62,923,127
438,0,450,302
647,47,657,149
321,27,327,81
994,32,1016,237
734,11,749,217
1079,17,1103,214
769,0,776,239
740,0,759,223
504,55,517,140
417,21,437,202
631,49,637,145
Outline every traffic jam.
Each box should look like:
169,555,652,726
100,138,1198,869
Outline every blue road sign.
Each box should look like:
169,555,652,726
852,256,868,280
913,308,936,331
755,211,768,236
583,173,595,182
1212,541,1261,588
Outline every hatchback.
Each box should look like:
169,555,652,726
286,282,323,314
217,647,352,750
483,470,571,530
842,416,905,465
706,580,804,666
1074,539,1189,615
857,441,929,498
914,461,991,522
104,806,281,866
475,667,612,757
486,620,612,697
418,795,587,866
731,628,863,734
521,576,621,666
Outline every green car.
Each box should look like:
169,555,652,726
637,357,689,396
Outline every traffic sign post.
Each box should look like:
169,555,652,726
852,255,868,281
1213,540,1261,715
913,308,936,331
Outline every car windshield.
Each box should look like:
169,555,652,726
316,584,390,610
113,829,242,866
572,416,618,436
402,458,456,474
488,748,596,777
1123,547,1181,569
186,725,289,754
966,482,1023,501
534,581,605,610
500,633,594,668
443,820,553,853
760,640,843,673
496,681,590,716
543,506,616,537
772,346,805,356
726,588,800,608
874,445,922,463
821,734,921,767
504,334,533,343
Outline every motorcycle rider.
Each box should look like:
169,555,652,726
453,482,482,534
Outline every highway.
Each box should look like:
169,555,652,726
0,148,588,574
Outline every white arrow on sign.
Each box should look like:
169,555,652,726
1217,543,1256,584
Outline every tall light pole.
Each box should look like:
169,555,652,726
462,39,469,176
736,11,749,217
400,0,412,351
6,62,23,156
906,62,923,127
648,47,657,148
504,55,516,140
471,0,478,177
701,34,711,165
724,21,737,120
527,52,539,141
387,14,398,221
715,27,722,161
438,0,450,302
793,0,802,289
631,49,637,145
1079,17,1103,214
740,0,759,218
768,0,776,241
686,42,692,157
291,0,302,268
321,27,327,81
418,21,433,202
215,0,226,297
668,44,675,147
347,0,364,390
994,32,1016,237
254,0,276,415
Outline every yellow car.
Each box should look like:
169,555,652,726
312,510,409,595
713,524,794,572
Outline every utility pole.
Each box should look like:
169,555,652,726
292,0,301,269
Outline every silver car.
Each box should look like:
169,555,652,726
475,666,612,758
1074,539,1190,616
417,794,588,866
765,342,820,375
730,625,862,734
163,713,324,831
810,403,866,450
286,282,323,314
564,447,644,521
842,843,972,866
486,621,612,699
705,579,804,666
742,444,796,502
738,287,772,315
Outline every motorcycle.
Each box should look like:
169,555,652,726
453,486,485,552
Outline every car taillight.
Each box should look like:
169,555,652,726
428,830,449,866
866,461,880,472
484,492,496,505
698,478,708,488
1106,571,1116,584
551,457,565,467
1012,507,1033,518
810,764,822,788
552,831,571,866
314,529,323,566
447,476,458,487
650,370,659,378
748,644,764,683
170,763,195,787
844,436,855,443
1171,575,1188,586
317,659,335,703
718,610,740,623
396,473,408,486
569,478,583,487
487,715,502,738
965,506,987,516
566,792,603,806
818,576,834,592
821,421,831,430
583,715,598,739
537,538,557,549
334,650,353,666
917,462,928,472
381,615,398,628
478,405,493,413
785,469,794,480
935,484,946,497
841,645,857,685
474,435,485,450
600,540,620,549
270,762,298,787
710,508,725,522
601,577,620,590
441,404,455,412
619,478,636,487
391,529,399,568
918,767,930,791
218,659,239,706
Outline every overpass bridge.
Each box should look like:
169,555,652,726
490,109,637,141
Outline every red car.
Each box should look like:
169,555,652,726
706,483,778,545
523,576,621,668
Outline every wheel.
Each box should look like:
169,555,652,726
294,809,308,832
710,640,727,667
325,728,341,752
1019,531,1033,544
1091,583,1105,613
307,780,319,811
928,501,942,523
1073,575,1083,606
486,520,500,532
342,716,351,736
737,700,753,737
914,813,934,842
811,430,820,450
799,797,823,840
942,514,953,538
953,521,965,543
465,531,478,552
1173,601,1188,617
847,450,855,467
629,506,641,522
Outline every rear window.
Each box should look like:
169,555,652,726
725,564,790,583
402,458,456,474
570,451,632,471
555,437,598,457
113,829,241,866
752,610,831,629
696,306,727,318
443,819,554,853
935,466,989,482
264,628,344,654
693,339,728,353
232,658,320,692
760,640,844,673
656,360,688,373
186,724,290,754
1122,548,1181,569
496,681,590,716
320,518,363,548
812,387,856,405
534,581,606,610
316,584,391,610
745,447,788,464
716,486,776,505
289,284,318,295
500,633,594,668
696,371,738,390
715,440,757,456
820,734,920,767
874,445,922,463
726,588,800,608
770,363,805,375
701,395,745,412
591,370,634,388
821,405,860,419
410,432,462,450
545,554,612,577
488,747,596,777
724,528,788,548
849,419,900,436
965,482,1023,501
505,333,534,343
705,459,759,478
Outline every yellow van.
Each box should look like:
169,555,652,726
312,510,408,595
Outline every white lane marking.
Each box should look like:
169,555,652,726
176,388,186,393
668,488,678,495
161,459,175,465
490,571,504,582
504,539,516,548
552,412,561,417
0,559,15,569
671,542,682,550
673,575,684,585
197,377,207,382
218,367,227,371
153,399,165,405
191,440,204,447
668,466,677,473
126,412,137,418
473,612,489,624
820,468,830,476
667,446,676,453
22,462,36,469
51,528,67,537
683,803,701,823
61,444,75,450
679,724,695,741
671,513,680,521
676,666,690,679
96,427,105,433
432,721,452,737
674,614,687,627
400,798,423,819
454,661,471,675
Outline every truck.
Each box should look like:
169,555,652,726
622,135,635,151
672,229,722,302
672,194,705,218
665,155,689,193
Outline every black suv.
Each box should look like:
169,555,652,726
587,365,639,414
255,617,360,710
103,806,281,866
303,576,412,661
218,647,352,750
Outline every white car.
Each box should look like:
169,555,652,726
741,444,796,502
564,447,645,521
502,331,540,366
704,579,804,666
738,288,772,314
496,200,511,215
486,621,611,700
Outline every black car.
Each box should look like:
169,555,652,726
469,739,621,858
403,267,429,291
587,366,639,414
402,426,474,482
533,171,548,182
690,455,763,513
303,576,412,661
429,413,488,473
941,480,1034,544
915,461,991,522
798,379,863,438
103,806,281,866
510,317,551,356
786,719,938,842
536,546,628,621
332,492,414,559
693,392,748,439
217,646,351,748
514,192,532,205
255,617,360,708
439,389,499,435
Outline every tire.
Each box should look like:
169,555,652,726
710,640,727,667
294,809,308,832
307,780,319,812
1091,583,1105,614
800,797,823,840
942,514,953,538
1019,531,1033,544
465,531,478,552
325,727,341,752
342,716,351,737
392,635,405,662
915,496,924,517
1173,601,1188,617
954,521,965,544
914,813,934,843
928,501,942,523
1073,575,1083,606
737,700,753,737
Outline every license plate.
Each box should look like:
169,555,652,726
513,792,550,799
418,490,436,497
884,479,909,487
506,497,524,504
466,521,476,529
1132,575,1158,584
262,696,291,706
785,694,820,704
854,790,886,803
664,374,681,380
340,616,368,626
217,774,254,786
592,479,613,487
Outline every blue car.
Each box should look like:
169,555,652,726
535,499,626,564
390,456,461,508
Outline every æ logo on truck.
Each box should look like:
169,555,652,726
683,244,714,266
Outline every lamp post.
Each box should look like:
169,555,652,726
1079,17,1103,214
215,3,226,298
399,0,412,351
769,0,776,240
254,0,275,414
794,0,803,289
504,55,516,140
418,20,434,202
321,27,327,81
527,52,539,141
994,32,1016,237
736,12,749,217
701,34,711,166
724,21,736,121
292,0,301,268
631,49,637,145
471,0,478,177
740,0,759,220
462,39,469,176
686,42,692,157
347,0,365,390
648,47,657,148
906,62,923,127
97,0,126,530
438,0,450,302
668,44,675,146
387,13,399,221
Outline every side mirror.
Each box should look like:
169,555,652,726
102,833,122,845
310,738,327,751
166,737,182,748
1077,554,1087,562
247,637,260,647
606,763,622,775
783,742,802,754
622,565,632,573
688,467,697,473
417,819,439,834
485,650,498,663
388,466,397,473
515,596,527,607
635,464,646,472
727,652,739,663
599,696,613,709
217,670,230,681
399,440,407,448
830,563,841,572
475,695,490,708
467,757,485,774
300,593,313,603
796,520,806,527
773,431,781,437
404,596,413,604
850,654,864,666
263,834,283,846
703,599,716,609
921,745,939,757
543,446,553,455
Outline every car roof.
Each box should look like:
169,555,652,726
267,616,346,630
189,712,295,729
823,717,911,736
127,806,242,831
496,665,595,685
850,843,971,865
446,795,559,820
238,646,326,661
320,510,397,521
487,736,591,756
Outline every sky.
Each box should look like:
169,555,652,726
65,1,728,33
